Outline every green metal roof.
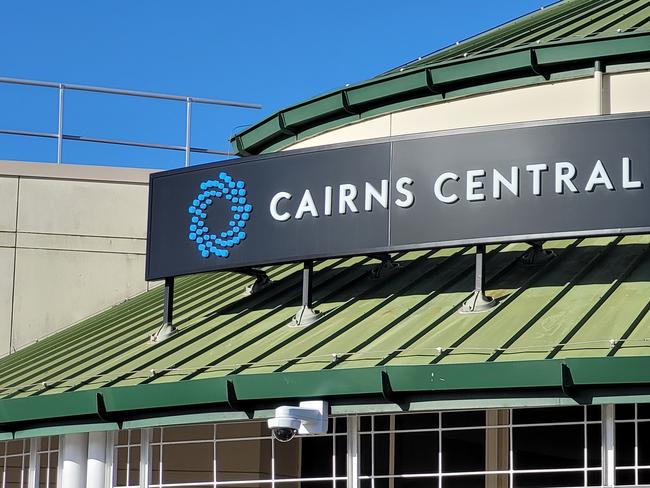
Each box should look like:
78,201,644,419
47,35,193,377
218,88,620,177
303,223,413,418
231,0,650,156
0,235,649,433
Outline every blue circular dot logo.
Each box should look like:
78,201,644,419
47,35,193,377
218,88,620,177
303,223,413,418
187,171,252,259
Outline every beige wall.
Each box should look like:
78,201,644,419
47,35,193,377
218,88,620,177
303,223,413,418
286,69,650,150
0,161,156,354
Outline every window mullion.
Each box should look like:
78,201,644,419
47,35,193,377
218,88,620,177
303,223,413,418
635,404,639,486
583,407,588,488
388,415,394,488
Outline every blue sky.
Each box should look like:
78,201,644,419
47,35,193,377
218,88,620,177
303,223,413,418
1,1,547,169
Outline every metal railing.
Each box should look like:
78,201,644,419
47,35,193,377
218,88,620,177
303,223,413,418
0,76,262,166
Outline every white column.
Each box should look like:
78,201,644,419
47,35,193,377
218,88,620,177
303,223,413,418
28,438,40,488
139,428,152,488
602,404,615,487
595,69,603,115
86,431,107,488
347,416,359,488
60,433,89,488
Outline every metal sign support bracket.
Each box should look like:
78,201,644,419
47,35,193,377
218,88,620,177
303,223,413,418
460,244,497,313
236,268,272,296
291,260,322,326
151,277,177,343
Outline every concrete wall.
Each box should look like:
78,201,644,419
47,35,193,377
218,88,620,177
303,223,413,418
286,69,650,150
0,161,156,354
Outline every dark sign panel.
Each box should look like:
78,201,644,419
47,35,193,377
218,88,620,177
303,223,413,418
146,114,650,280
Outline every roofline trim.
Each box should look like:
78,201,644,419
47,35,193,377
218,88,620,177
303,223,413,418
1,356,650,435
231,32,650,156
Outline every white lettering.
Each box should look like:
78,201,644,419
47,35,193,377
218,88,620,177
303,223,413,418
526,163,549,196
555,162,578,194
324,186,333,216
466,169,486,202
585,160,614,192
339,184,358,214
622,157,642,189
395,177,415,208
493,167,519,199
270,192,292,221
365,180,389,211
295,189,319,219
434,172,459,204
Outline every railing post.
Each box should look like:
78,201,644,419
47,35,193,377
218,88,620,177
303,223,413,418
185,97,192,167
292,260,322,326
57,84,64,164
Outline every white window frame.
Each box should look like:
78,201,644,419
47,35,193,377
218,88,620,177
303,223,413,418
7,402,650,487
357,406,604,488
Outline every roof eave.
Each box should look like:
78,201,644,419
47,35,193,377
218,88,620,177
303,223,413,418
231,32,650,156
3,356,650,436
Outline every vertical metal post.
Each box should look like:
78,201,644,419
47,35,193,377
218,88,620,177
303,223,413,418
292,260,322,326
163,277,174,326
185,97,192,167
27,437,39,488
151,277,176,342
475,243,486,291
602,404,615,487
105,432,115,488
347,416,360,488
595,60,604,116
139,428,152,488
302,260,313,309
57,84,65,164
460,244,497,313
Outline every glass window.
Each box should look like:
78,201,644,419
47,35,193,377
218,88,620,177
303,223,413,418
442,428,485,472
106,404,650,487
113,429,140,487
514,471,583,488
146,417,345,487
613,403,650,485
360,407,600,488
513,424,583,470
37,436,58,488
394,431,437,474
615,422,635,467
2,439,30,488
217,439,271,481
161,441,212,484
513,406,583,424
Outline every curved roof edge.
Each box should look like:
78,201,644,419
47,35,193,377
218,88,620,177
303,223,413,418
231,33,650,156
3,356,650,437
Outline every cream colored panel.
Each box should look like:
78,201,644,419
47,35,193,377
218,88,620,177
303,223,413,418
16,233,146,254
285,78,598,151
0,248,14,356
0,232,15,248
608,70,650,114
391,78,596,136
17,178,149,238
0,160,155,183
0,177,18,232
11,248,148,349
289,115,391,150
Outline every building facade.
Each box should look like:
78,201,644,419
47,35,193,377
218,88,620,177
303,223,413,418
1,1,650,487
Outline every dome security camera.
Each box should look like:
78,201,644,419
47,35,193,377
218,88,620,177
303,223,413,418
267,401,328,442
